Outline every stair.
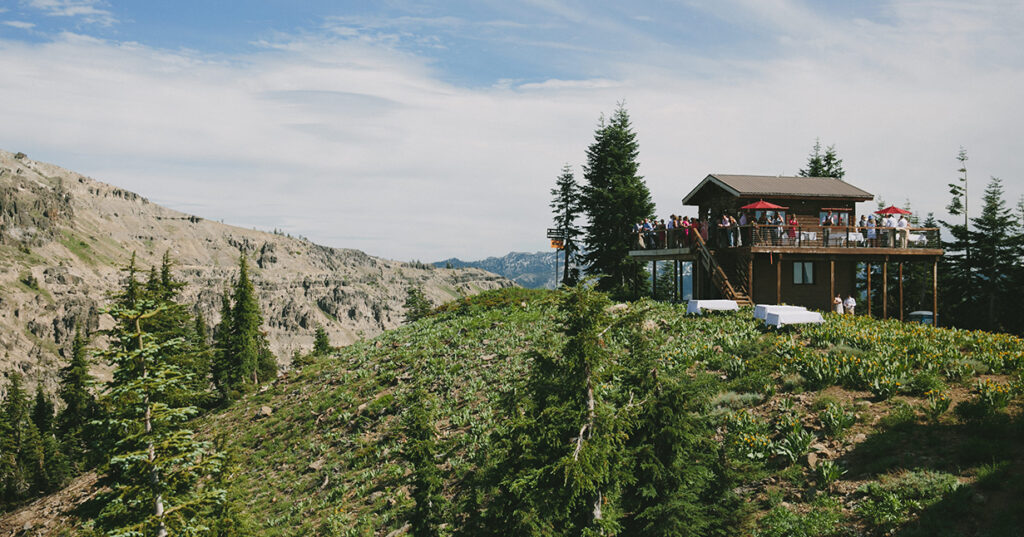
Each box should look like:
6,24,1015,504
692,234,753,306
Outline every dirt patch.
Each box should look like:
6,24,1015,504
0,472,98,536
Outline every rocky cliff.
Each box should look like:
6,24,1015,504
0,149,513,393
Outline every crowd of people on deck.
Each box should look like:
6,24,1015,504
633,210,917,250
632,215,707,250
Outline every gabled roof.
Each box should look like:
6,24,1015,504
681,174,874,206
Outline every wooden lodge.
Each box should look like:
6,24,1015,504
630,174,943,319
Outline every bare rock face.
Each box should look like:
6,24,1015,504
0,149,514,393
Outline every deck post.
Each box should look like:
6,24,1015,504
651,260,656,297
694,259,700,299
898,262,904,322
882,259,888,319
776,257,781,304
673,260,678,302
829,259,835,309
932,257,939,327
748,256,754,302
866,263,872,318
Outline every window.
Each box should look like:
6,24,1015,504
793,261,814,285
819,211,850,226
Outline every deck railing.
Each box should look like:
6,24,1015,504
631,225,941,251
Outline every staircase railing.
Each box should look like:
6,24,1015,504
692,232,750,304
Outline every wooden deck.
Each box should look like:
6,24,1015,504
630,245,943,261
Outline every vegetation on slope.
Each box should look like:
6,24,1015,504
189,288,1024,536
8,287,1024,535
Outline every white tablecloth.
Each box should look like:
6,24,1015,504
799,231,817,241
846,232,864,243
765,311,825,328
754,304,808,320
687,299,740,315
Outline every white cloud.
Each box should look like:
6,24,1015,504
0,0,1022,262
3,20,35,29
27,0,117,26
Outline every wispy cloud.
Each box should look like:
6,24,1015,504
0,1,1021,261
3,20,35,29
27,0,117,26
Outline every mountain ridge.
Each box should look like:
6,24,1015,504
0,149,513,392
434,250,559,289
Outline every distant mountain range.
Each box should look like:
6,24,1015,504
435,251,562,289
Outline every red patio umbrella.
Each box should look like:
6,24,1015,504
740,200,789,210
875,205,912,215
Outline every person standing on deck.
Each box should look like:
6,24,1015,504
822,211,835,246
833,295,844,314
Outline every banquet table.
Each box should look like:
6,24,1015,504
765,310,825,328
686,299,740,315
754,304,808,320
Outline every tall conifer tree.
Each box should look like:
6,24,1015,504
798,138,846,179
58,329,97,468
969,177,1022,332
94,301,224,536
213,256,276,399
1,373,45,501
551,164,583,286
580,104,655,298
488,285,632,535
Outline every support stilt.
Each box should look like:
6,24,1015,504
899,262,904,322
776,257,781,304
866,263,872,318
882,259,888,319
830,259,835,310
933,258,939,327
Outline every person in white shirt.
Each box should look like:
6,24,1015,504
883,214,897,247
896,215,909,247
843,295,856,315
833,295,844,314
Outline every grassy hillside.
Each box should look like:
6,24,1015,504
9,288,1024,536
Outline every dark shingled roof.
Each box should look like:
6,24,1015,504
681,174,873,205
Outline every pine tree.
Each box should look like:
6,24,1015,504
32,385,54,436
94,301,225,536
212,290,234,399
798,138,845,179
941,149,974,325
57,329,97,468
403,386,446,537
404,287,433,323
969,177,1022,332
212,256,276,399
489,285,632,535
1,373,45,501
551,164,583,286
2,373,29,501
120,252,142,309
0,399,13,505
114,252,214,408
312,325,331,355
580,104,656,298
618,317,736,536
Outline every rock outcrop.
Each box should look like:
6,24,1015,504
0,149,513,393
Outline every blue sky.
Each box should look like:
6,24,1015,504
1,0,1022,260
